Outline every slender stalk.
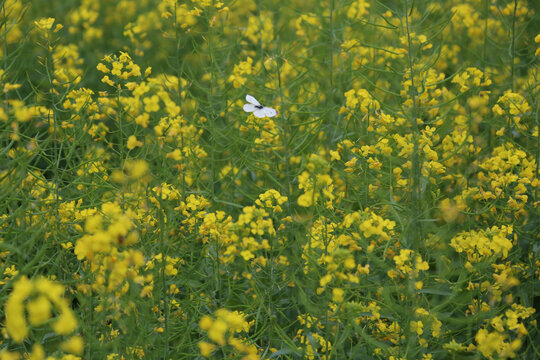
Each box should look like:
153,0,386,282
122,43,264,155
509,0,518,91
403,1,422,358
158,200,170,358
329,0,334,93
257,0,264,71
2,2,6,108
174,1,187,196
276,58,291,214
41,28,61,216
403,0,422,248
535,100,539,256
207,0,222,303
329,0,340,143
208,1,217,199
482,0,488,72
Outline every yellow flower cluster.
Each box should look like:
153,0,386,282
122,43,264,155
297,154,337,209
451,67,491,92
34,17,63,32
401,67,445,118
97,52,142,87
295,13,321,39
295,314,332,360
492,91,532,132
449,225,513,265
198,309,257,359
66,0,102,43
74,203,147,298
492,92,531,117
62,88,99,121
346,0,371,19
388,249,429,282
239,107,283,150
475,304,535,359
0,0,538,359
4,277,82,358
342,88,380,116
254,189,288,213
52,44,83,87
228,57,255,88
297,171,335,208
244,12,274,46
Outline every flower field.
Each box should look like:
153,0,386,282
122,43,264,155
0,0,539,359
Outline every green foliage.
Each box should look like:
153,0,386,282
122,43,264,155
0,0,539,359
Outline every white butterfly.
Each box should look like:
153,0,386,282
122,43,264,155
243,94,277,118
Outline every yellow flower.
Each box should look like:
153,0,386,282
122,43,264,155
29,344,45,360
410,320,423,335
101,75,115,87
431,318,442,338
125,159,149,179
295,13,321,38
61,336,84,355
227,57,254,88
332,288,344,303
126,135,143,150
347,89,380,113
3,83,21,93
245,13,274,45
97,63,110,73
347,0,371,19
492,92,531,117
297,189,315,207
443,339,465,352
199,315,213,330
5,277,32,342
27,295,51,326
475,329,506,358
34,17,55,31
451,67,491,92
207,318,227,345
143,95,160,112
198,341,216,358
52,308,78,335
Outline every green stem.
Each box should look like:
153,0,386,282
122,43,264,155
510,0,517,91
159,201,170,358
276,54,291,208
402,1,422,358
174,1,186,196
403,0,422,248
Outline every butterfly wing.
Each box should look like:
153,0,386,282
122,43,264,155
243,103,257,112
262,107,277,118
253,109,267,118
245,94,261,106
244,94,276,118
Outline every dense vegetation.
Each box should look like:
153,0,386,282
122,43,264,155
0,0,539,359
